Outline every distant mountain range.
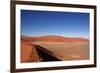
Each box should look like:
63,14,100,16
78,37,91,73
21,35,88,42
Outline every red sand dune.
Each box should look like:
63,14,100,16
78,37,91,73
22,35,88,42
21,35,89,62
21,41,43,63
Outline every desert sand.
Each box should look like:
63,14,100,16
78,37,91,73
21,41,43,63
21,35,89,63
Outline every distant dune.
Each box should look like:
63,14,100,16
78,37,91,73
21,35,88,43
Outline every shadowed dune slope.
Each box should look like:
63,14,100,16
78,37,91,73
21,35,89,62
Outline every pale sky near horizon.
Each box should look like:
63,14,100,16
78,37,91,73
21,10,89,38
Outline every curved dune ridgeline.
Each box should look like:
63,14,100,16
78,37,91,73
21,41,43,63
21,35,89,63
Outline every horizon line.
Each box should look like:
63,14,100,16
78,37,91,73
21,34,89,39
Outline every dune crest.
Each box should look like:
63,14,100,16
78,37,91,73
21,35,88,42
21,35,89,63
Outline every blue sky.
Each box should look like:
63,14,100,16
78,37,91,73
21,10,89,38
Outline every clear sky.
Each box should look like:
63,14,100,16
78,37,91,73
21,10,89,38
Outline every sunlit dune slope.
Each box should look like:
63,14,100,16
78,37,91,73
21,40,42,63
21,35,89,62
